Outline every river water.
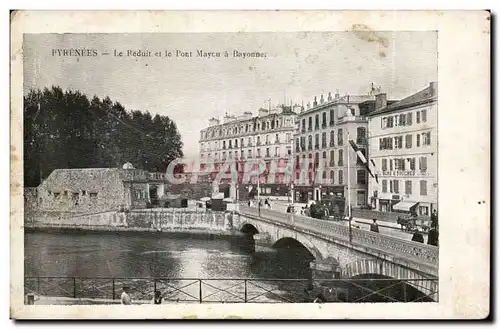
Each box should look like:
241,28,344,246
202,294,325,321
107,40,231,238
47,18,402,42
24,231,317,303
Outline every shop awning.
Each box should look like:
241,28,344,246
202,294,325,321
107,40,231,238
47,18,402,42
393,201,418,212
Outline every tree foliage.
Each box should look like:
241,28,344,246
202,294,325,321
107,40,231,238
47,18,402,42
24,86,184,187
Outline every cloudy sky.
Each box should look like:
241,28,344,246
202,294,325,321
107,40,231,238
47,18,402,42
23,32,437,157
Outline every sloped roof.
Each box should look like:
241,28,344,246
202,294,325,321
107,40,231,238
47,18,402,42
369,82,437,116
39,168,151,192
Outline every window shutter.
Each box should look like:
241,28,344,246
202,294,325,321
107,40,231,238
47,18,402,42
422,110,427,122
389,180,393,193
407,112,412,125
390,159,393,171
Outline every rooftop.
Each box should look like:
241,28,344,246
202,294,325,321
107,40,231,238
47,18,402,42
369,82,438,116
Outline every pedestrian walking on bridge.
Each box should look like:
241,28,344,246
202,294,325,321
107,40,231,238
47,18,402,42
370,219,379,233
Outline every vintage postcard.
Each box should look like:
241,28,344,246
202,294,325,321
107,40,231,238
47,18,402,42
10,10,490,319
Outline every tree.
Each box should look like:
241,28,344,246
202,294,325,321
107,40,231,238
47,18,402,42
23,86,184,187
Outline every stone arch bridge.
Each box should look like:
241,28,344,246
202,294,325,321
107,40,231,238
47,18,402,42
234,205,439,300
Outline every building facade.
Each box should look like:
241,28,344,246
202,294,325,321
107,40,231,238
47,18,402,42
367,82,438,217
34,165,179,213
198,104,299,197
293,92,380,207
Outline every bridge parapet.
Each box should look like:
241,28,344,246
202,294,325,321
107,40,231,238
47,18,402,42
238,205,438,274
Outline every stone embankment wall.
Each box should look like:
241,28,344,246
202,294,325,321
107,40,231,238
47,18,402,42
25,208,232,232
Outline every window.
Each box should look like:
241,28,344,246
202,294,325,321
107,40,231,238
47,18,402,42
271,121,275,129
228,151,232,158
275,133,279,143
248,150,252,158
330,150,335,166
394,136,403,149
315,115,319,129
405,134,412,148
321,132,327,148
257,136,261,145
90,192,97,199
308,117,312,130
338,149,344,166
395,158,405,170
416,111,421,123
257,149,261,157
308,135,312,150
399,113,406,126
241,150,244,158
382,180,387,193
419,206,429,216
357,170,367,184
420,180,428,195
322,151,327,159
266,148,270,157
405,181,412,195
408,157,416,170
82,190,86,196
248,137,252,146
315,134,319,149
295,138,300,152
416,134,420,147
389,159,393,171
419,157,428,171
338,170,343,185
322,171,327,179
389,180,393,193
337,129,343,146
330,170,335,184
382,159,388,171
275,147,279,156
265,135,269,144
222,141,226,149
422,109,427,122
234,151,238,158
330,130,335,146
356,127,367,144
329,109,335,126
393,180,399,193
235,139,238,148
406,112,413,125
422,132,431,146
387,116,394,128
322,112,327,127
302,119,306,132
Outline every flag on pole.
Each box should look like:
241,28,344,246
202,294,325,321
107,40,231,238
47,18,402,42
348,140,379,184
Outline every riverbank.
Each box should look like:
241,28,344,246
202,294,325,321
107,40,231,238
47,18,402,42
25,223,235,239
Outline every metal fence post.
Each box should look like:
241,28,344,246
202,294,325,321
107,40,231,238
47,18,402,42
244,279,248,303
37,277,41,297
112,278,116,300
73,278,77,298
403,281,407,302
154,278,157,294
199,279,202,303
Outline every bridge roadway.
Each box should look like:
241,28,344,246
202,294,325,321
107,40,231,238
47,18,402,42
235,205,439,300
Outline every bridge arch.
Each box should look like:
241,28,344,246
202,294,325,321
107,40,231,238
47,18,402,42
240,222,259,235
272,237,318,261
342,259,438,301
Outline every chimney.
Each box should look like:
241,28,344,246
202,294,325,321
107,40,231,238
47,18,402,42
258,108,269,117
429,81,438,96
375,93,387,110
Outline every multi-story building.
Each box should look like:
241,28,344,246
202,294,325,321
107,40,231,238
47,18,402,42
198,104,299,197
293,92,387,207
367,82,438,218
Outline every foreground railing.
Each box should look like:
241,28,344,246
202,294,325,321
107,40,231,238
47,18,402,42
238,205,438,268
24,276,438,304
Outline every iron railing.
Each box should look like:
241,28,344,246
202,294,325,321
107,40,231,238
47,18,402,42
24,276,438,304
238,205,439,270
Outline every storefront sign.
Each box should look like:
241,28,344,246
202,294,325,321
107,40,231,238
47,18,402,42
382,170,428,177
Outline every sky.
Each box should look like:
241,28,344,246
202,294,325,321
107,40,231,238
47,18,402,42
23,32,437,158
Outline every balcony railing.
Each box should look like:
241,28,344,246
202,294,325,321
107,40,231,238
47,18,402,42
24,276,438,304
